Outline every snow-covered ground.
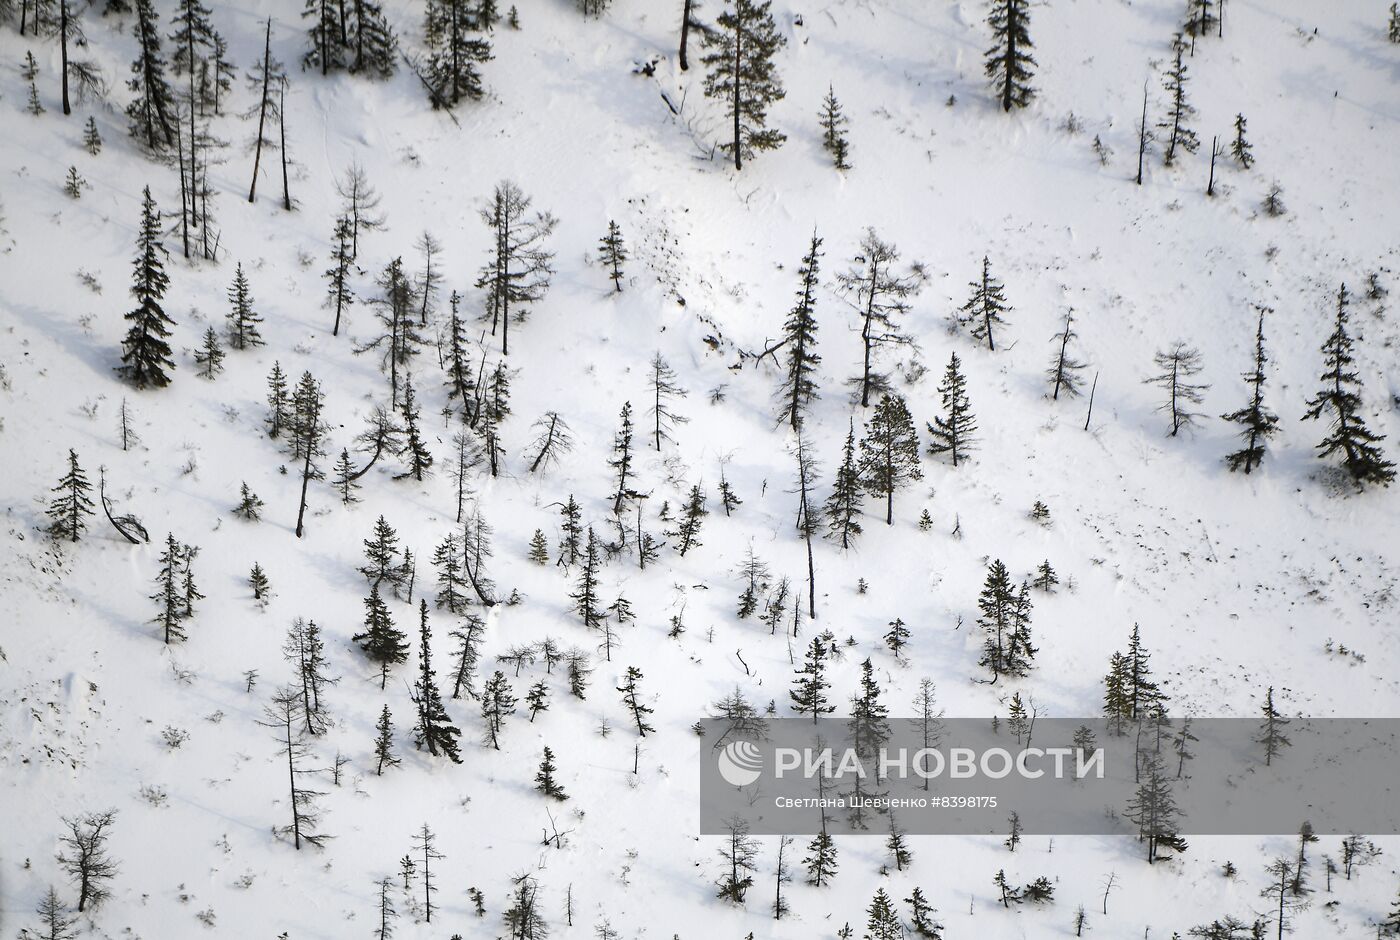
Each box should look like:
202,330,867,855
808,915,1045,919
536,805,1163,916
3,0,1400,935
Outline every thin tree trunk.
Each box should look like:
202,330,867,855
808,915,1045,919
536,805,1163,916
284,711,301,848
679,0,692,70
860,260,880,407
1084,370,1099,431
295,422,315,538
1207,135,1219,195
279,79,292,211
60,0,71,114
1135,81,1148,185
176,119,190,258
188,20,199,228
249,19,271,202
732,18,742,170
1002,0,1015,112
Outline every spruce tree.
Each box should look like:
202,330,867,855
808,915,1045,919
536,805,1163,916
927,352,977,466
356,256,421,406
884,618,910,661
373,704,399,774
27,70,45,115
735,544,771,619
1222,307,1279,474
525,679,549,720
353,584,408,689
858,393,922,525
46,449,95,542
1124,751,1183,862
126,0,177,151
608,402,636,515
151,533,186,643
836,229,923,407
423,0,492,108
1008,580,1036,677
1257,684,1291,766
395,371,433,481
558,495,583,565
1102,651,1131,734
432,533,468,614
332,449,360,504
528,529,549,564
117,187,175,388
717,818,758,902
325,215,355,336
283,617,333,735
571,526,605,629
672,484,707,556
1047,310,1088,399
718,462,743,516
906,887,943,938
234,482,263,520
824,419,863,547
617,665,655,736
864,887,902,940
818,84,850,169
599,220,626,292
225,262,264,349
957,255,1011,351
985,0,1036,112
775,232,822,432
290,372,328,538
348,0,397,78
977,559,1021,681
789,636,833,721
1184,0,1217,41
249,562,270,603
443,291,474,408
1159,33,1199,166
410,601,463,762
1231,112,1254,168
475,181,556,356
1147,342,1208,437
265,362,290,438
83,116,103,154
1123,623,1162,720
169,0,215,80
896,823,918,874
301,0,345,74
803,828,838,887
63,167,85,199
194,325,224,379
701,0,787,170
535,746,568,799
848,657,890,771
1302,284,1395,486
480,670,516,749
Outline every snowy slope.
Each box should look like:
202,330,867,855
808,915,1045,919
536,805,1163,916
3,0,1400,936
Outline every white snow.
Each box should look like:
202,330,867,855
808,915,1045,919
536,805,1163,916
3,0,1400,936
